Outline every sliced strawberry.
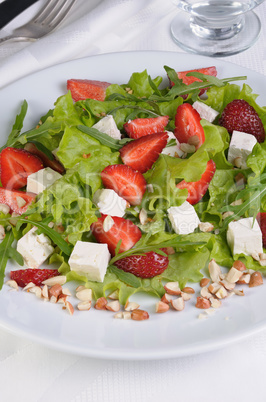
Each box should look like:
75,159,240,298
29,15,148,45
101,164,146,206
91,215,142,256
174,103,205,149
176,159,216,205
0,188,36,214
67,79,111,102
114,251,169,279
219,99,265,143
0,147,44,190
123,116,169,139
119,132,168,173
24,143,64,174
170,66,217,96
10,268,60,287
256,212,266,248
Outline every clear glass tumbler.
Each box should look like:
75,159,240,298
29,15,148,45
170,0,265,56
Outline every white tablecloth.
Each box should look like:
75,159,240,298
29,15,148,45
1,1,266,401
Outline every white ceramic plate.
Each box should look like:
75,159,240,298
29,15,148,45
0,51,266,360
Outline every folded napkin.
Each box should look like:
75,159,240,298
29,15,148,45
0,0,176,89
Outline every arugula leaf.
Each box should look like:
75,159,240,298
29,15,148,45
77,125,132,150
0,231,24,290
109,265,142,288
2,100,28,151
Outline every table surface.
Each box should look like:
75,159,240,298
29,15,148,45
1,1,266,401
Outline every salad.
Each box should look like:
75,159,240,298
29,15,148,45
0,63,266,316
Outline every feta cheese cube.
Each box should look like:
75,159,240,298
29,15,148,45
227,130,257,169
193,101,219,123
69,241,111,282
227,217,263,257
93,189,127,217
17,227,54,268
161,131,184,158
167,201,200,235
92,115,121,140
27,167,62,194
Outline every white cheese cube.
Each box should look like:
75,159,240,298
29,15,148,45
69,241,111,282
27,167,62,194
193,101,219,123
227,217,263,257
92,115,121,140
227,130,257,169
93,189,127,217
167,201,200,235
17,227,54,268
161,131,184,158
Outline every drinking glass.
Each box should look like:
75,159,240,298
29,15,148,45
170,0,265,56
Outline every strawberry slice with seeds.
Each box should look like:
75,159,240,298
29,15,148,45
114,251,169,279
0,188,36,214
174,103,205,149
170,66,217,96
24,143,64,174
91,215,142,256
176,159,216,205
219,99,265,143
67,79,111,102
10,269,60,287
101,164,146,206
256,212,266,248
119,132,168,173
123,116,169,139
0,147,44,190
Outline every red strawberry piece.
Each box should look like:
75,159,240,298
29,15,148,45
170,66,217,96
174,103,205,149
123,116,169,139
114,251,169,279
24,143,64,174
219,99,265,143
101,164,146,206
176,159,216,205
0,188,36,214
91,215,142,256
0,147,44,190
10,268,60,287
256,212,266,248
67,79,111,102
119,132,168,174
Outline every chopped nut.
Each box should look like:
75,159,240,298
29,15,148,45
234,289,245,296
226,267,243,283
77,301,92,311
94,297,108,310
114,312,123,319
215,286,228,299
208,259,221,282
42,275,66,286
5,280,19,290
195,296,211,309
57,293,68,304
122,311,132,320
200,286,212,299
249,271,263,287
48,284,62,300
222,211,234,220
76,288,92,302
62,288,72,296
125,301,140,312
210,297,222,308
181,291,193,301
208,282,221,294
75,285,86,292
103,215,115,232
50,295,57,303
106,300,120,312
230,199,243,206
161,293,175,304
65,301,74,315
182,286,195,294
42,284,49,299
219,279,236,291
164,282,181,295
237,273,250,284
29,286,42,298
171,297,185,311
139,208,148,225
198,222,214,232
259,253,266,261
232,260,246,271
156,301,170,313
251,253,260,262
108,289,119,300
233,156,243,168
131,309,149,321
200,278,210,287
23,282,36,291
